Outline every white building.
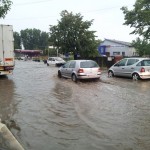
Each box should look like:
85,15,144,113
98,39,137,57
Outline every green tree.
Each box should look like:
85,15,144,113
39,31,49,54
13,31,21,49
0,0,12,18
121,0,150,39
49,10,98,59
20,28,49,51
132,38,150,56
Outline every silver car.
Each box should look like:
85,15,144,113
58,60,101,82
108,57,150,80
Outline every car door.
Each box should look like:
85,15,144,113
112,59,127,76
47,57,52,65
67,61,76,77
51,58,56,65
61,61,70,77
124,59,139,77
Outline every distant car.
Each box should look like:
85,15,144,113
108,57,150,80
58,60,101,82
47,57,66,67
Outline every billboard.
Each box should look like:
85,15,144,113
98,45,106,55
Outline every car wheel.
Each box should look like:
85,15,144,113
108,70,114,78
72,74,77,82
132,73,140,81
58,71,62,78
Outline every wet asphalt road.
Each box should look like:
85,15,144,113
0,60,150,150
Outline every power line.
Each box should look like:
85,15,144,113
1,3,134,21
14,0,53,6
81,3,134,14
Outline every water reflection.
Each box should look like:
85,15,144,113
52,82,72,101
0,76,20,131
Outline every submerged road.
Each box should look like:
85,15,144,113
0,60,150,150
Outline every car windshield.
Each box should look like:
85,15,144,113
80,61,98,68
55,57,63,61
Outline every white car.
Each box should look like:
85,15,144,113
47,57,66,67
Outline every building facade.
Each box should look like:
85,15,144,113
14,49,43,58
98,39,137,57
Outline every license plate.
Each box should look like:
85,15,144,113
87,74,95,77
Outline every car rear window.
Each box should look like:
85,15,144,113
56,57,63,61
80,61,99,68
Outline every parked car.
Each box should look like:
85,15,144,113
47,57,66,67
108,57,150,80
58,60,101,82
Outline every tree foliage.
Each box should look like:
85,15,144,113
13,31,21,49
121,0,150,39
132,38,150,56
0,0,12,18
20,28,49,51
49,10,99,59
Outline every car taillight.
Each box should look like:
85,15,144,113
78,68,84,73
98,68,101,72
140,67,145,72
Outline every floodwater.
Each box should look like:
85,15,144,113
0,60,150,150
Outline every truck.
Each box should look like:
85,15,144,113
0,24,15,75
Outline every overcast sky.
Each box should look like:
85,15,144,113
0,0,137,42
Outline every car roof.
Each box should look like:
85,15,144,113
123,57,150,60
69,60,94,62
48,57,63,59
48,57,60,58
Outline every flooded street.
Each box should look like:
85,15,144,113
0,60,150,150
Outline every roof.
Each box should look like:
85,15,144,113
14,49,43,53
104,39,132,47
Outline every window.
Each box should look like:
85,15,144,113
69,61,76,68
80,61,98,68
137,60,150,66
122,52,125,56
115,59,127,66
63,62,70,68
127,59,139,66
48,57,53,61
113,52,120,55
137,61,142,66
143,60,150,66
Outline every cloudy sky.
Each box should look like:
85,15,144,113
0,0,137,42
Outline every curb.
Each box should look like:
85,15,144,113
0,123,24,150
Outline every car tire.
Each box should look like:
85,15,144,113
72,74,78,82
108,70,114,78
132,73,140,81
58,71,62,78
